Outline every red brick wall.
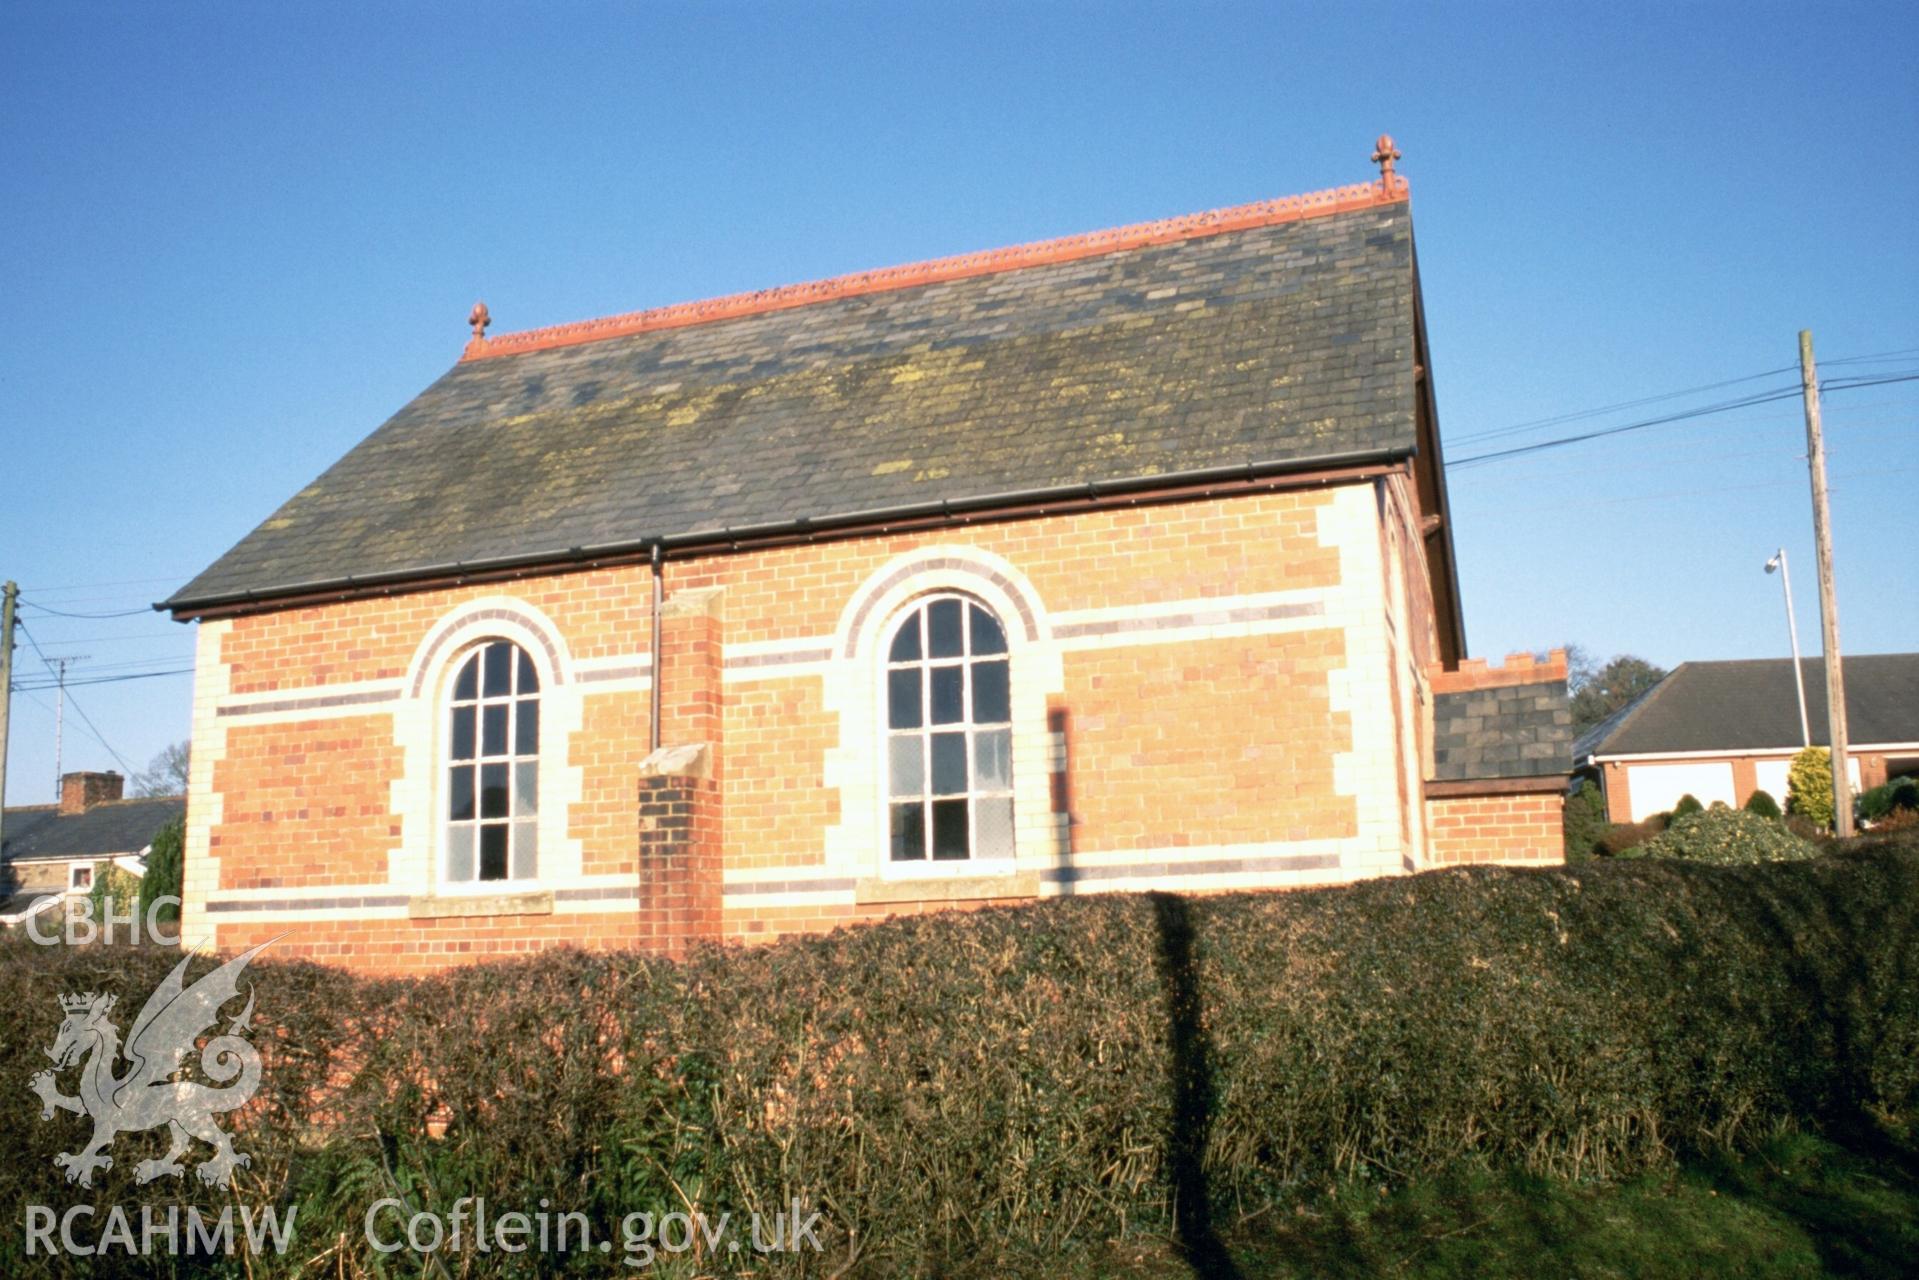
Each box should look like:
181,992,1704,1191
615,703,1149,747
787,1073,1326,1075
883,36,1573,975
1425,792,1564,865
1060,628,1355,850
212,717,401,889
189,484,1416,971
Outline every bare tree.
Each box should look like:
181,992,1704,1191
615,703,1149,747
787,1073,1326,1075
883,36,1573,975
133,740,190,797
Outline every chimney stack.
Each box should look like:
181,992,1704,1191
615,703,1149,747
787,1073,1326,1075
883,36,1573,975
59,771,124,815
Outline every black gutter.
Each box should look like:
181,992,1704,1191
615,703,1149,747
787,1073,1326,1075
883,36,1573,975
157,445,1412,617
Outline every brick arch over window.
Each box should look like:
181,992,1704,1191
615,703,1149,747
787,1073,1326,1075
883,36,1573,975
406,601,569,699
837,549,1046,661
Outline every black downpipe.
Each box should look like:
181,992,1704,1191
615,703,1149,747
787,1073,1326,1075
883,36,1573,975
649,543,663,752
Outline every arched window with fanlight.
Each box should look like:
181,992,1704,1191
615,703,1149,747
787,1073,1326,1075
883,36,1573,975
444,640,540,883
885,595,1014,863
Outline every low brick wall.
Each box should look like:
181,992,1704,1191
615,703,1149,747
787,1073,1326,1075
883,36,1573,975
1426,791,1564,866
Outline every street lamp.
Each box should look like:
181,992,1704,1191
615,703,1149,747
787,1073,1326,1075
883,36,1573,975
1765,549,1812,747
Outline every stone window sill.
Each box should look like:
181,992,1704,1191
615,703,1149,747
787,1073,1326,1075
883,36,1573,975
854,872,1039,905
408,889,554,920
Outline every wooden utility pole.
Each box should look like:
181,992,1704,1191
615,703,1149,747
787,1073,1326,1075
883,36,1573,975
0,581,16,855
1799,330,1854,837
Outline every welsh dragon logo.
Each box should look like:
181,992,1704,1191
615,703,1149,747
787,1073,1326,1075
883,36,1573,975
29,941,272,1189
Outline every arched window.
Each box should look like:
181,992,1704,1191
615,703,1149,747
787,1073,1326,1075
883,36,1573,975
885,595,1014,862
445,640,540,882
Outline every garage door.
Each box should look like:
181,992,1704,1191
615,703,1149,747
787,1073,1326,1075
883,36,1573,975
1627,762,1737,820
1755,757,1863,809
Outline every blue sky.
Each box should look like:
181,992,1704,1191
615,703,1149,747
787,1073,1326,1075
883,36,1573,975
2,2,1914,805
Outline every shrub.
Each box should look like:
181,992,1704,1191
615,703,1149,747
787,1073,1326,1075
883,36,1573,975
1859,777,1919,825
85,862,144,925
1597,811,1669,857
1788,746,1835,830
1562,779,1608,863
140,815,184,927
1671,793,1705,819
1744,788,1783,819
1634,805,1820,865
2,843,1915,1277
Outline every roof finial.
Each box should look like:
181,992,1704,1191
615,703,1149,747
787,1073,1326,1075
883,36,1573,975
1371,134,1402,190
468,301,491,341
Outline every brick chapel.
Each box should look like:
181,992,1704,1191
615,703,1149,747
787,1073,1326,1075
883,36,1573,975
165,138,1572,973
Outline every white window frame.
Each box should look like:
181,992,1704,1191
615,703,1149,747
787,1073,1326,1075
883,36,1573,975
439,638,544,891
879,593,1017,878
67,861,94,893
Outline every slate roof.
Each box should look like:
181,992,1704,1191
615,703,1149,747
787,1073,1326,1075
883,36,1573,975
1576,654,1919,761
0,891,60,920
0,796,185,863
1433,679,1574,782
166,191,1420,612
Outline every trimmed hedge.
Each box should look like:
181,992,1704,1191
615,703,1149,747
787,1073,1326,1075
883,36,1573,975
1745,788,1783,819
2,843,1916,1278
1671,793,1705,820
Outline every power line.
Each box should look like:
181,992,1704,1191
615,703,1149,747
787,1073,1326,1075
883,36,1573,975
20,575,190,594
21,600,155,619
11,668,194,692
1449,365,1799,446
1449,349,1919,449
1447,371,1919,471
15,621,138,776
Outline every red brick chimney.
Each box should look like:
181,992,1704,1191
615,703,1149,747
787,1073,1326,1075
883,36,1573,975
59,771,124,815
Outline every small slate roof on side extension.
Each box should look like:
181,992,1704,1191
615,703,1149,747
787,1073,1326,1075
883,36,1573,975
1433,679,1574,782
1,796,185,863
167,179,1422,612
1576,653,1919,762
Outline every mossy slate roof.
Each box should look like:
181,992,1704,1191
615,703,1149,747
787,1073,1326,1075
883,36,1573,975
169,202,1418,610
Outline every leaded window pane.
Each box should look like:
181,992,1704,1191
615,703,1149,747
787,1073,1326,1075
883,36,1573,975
930,666,963,724
515,699,539,755
930,732,968,795
974,729,1012,790
930,799,969,859
890,802,925,861
889,613,922,662
888,669,922,729
975,796,1016,859
479,824,509,880
447,826,475,881
889,737,923,798
927,598,963,658
511,820,538,880
480,763,509,819
483,642,511,697
449,766,475,822
972,660,1010,723
969,604,1007,655
451,706,476,760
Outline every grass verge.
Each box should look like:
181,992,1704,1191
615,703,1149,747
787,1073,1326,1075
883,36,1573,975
1046,1134,1919,1279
